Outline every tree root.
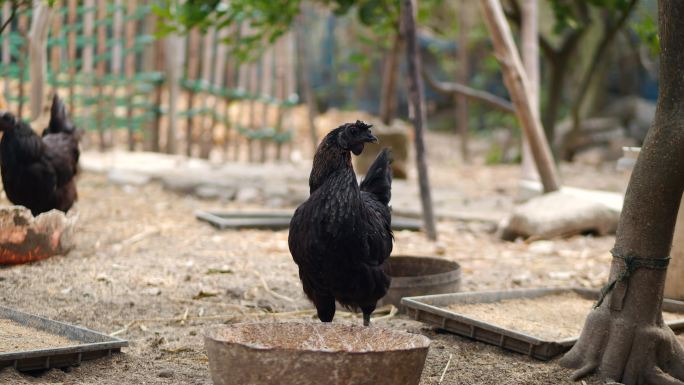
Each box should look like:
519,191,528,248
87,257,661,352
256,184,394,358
560,305,684,384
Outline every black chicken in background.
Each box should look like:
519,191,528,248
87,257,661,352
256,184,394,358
289,120,393,326
0,95,81,216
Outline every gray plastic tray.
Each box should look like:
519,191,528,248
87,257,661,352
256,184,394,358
401,287,684,360
0,305,128,371
195,210,423,231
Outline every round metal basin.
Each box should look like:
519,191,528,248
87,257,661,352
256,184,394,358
380,255,462,309
205,322,431,385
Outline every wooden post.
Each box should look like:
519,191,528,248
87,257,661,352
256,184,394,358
247,60,258,162
221,42,235,161
198,28,215,159
50,0,63,83
17,13,28,119
111,0,123,76
479,0,560,193
184,29,201,156
520,0,540,182
151,39,164,153
234,58,248,161
295,9,318,153
401,0,438,240
164,34,185,154
66,0,77,113
2,2,11,102
379,34,401,126
124,0,137,151
95,0,107,150
456,0,470,163
211,27,228,159
28,1,53,121
82,0,94,75
259,45,273,163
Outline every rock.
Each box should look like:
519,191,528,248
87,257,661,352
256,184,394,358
528,240,556,255
499,189,622,240
158,370,173,378
107,169,151,186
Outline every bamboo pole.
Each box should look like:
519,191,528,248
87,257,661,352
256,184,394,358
17,13,28,119
479,0,560,193
456,0,470,163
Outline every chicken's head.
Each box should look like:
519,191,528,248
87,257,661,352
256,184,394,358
337,120,378,155
0,111,17,133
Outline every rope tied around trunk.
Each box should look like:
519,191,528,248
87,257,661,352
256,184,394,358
594,250,670,308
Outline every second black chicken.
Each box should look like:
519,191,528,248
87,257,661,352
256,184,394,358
289,120,393,326
0,95,80,216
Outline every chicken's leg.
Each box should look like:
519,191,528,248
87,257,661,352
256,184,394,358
361,304,376,326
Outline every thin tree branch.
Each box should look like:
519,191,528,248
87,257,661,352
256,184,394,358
422,68,515,113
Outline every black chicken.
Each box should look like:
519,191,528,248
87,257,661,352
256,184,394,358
289,120,393,326
0,95,80,216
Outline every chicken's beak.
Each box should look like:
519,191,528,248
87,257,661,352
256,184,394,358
364,127,378,143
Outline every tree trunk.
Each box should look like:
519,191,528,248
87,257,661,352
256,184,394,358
379,31,401,126
456,0,470,163
665,195,684,300
519,0,538,181
66,0,77,113
479,0,560,193
560,2,684,383
401,0,438,241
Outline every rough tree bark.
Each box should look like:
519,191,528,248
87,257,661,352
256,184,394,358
519,0,538,182
479,0,560,193
560,2,684,383
401,0,438,241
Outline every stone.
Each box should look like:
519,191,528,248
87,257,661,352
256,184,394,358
499,190,622,240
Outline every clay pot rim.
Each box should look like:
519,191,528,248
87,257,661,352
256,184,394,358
204,321,431,354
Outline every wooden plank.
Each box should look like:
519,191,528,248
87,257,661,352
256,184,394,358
164,34,185,154
259,44,273,163
50,0,63,79
17,13,28,119
29,3,54,120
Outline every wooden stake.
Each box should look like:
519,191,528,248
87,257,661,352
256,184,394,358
124,0,137,151
401,0,438,240
95,0,107,150
185,28,201,156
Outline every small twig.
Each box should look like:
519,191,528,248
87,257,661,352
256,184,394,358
180,308,189,325
110,320,136,337
438,353,453,384
252,269,295,303
116,227,160,248
371,305,398,322
0,5,17,35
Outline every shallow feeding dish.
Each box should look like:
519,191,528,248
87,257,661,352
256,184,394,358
204,321,431,385
379,255,461,310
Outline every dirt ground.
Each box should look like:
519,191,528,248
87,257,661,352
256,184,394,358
0,134,678,385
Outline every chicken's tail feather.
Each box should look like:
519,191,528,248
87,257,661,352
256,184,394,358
46,94,77,136
360,148,392,205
